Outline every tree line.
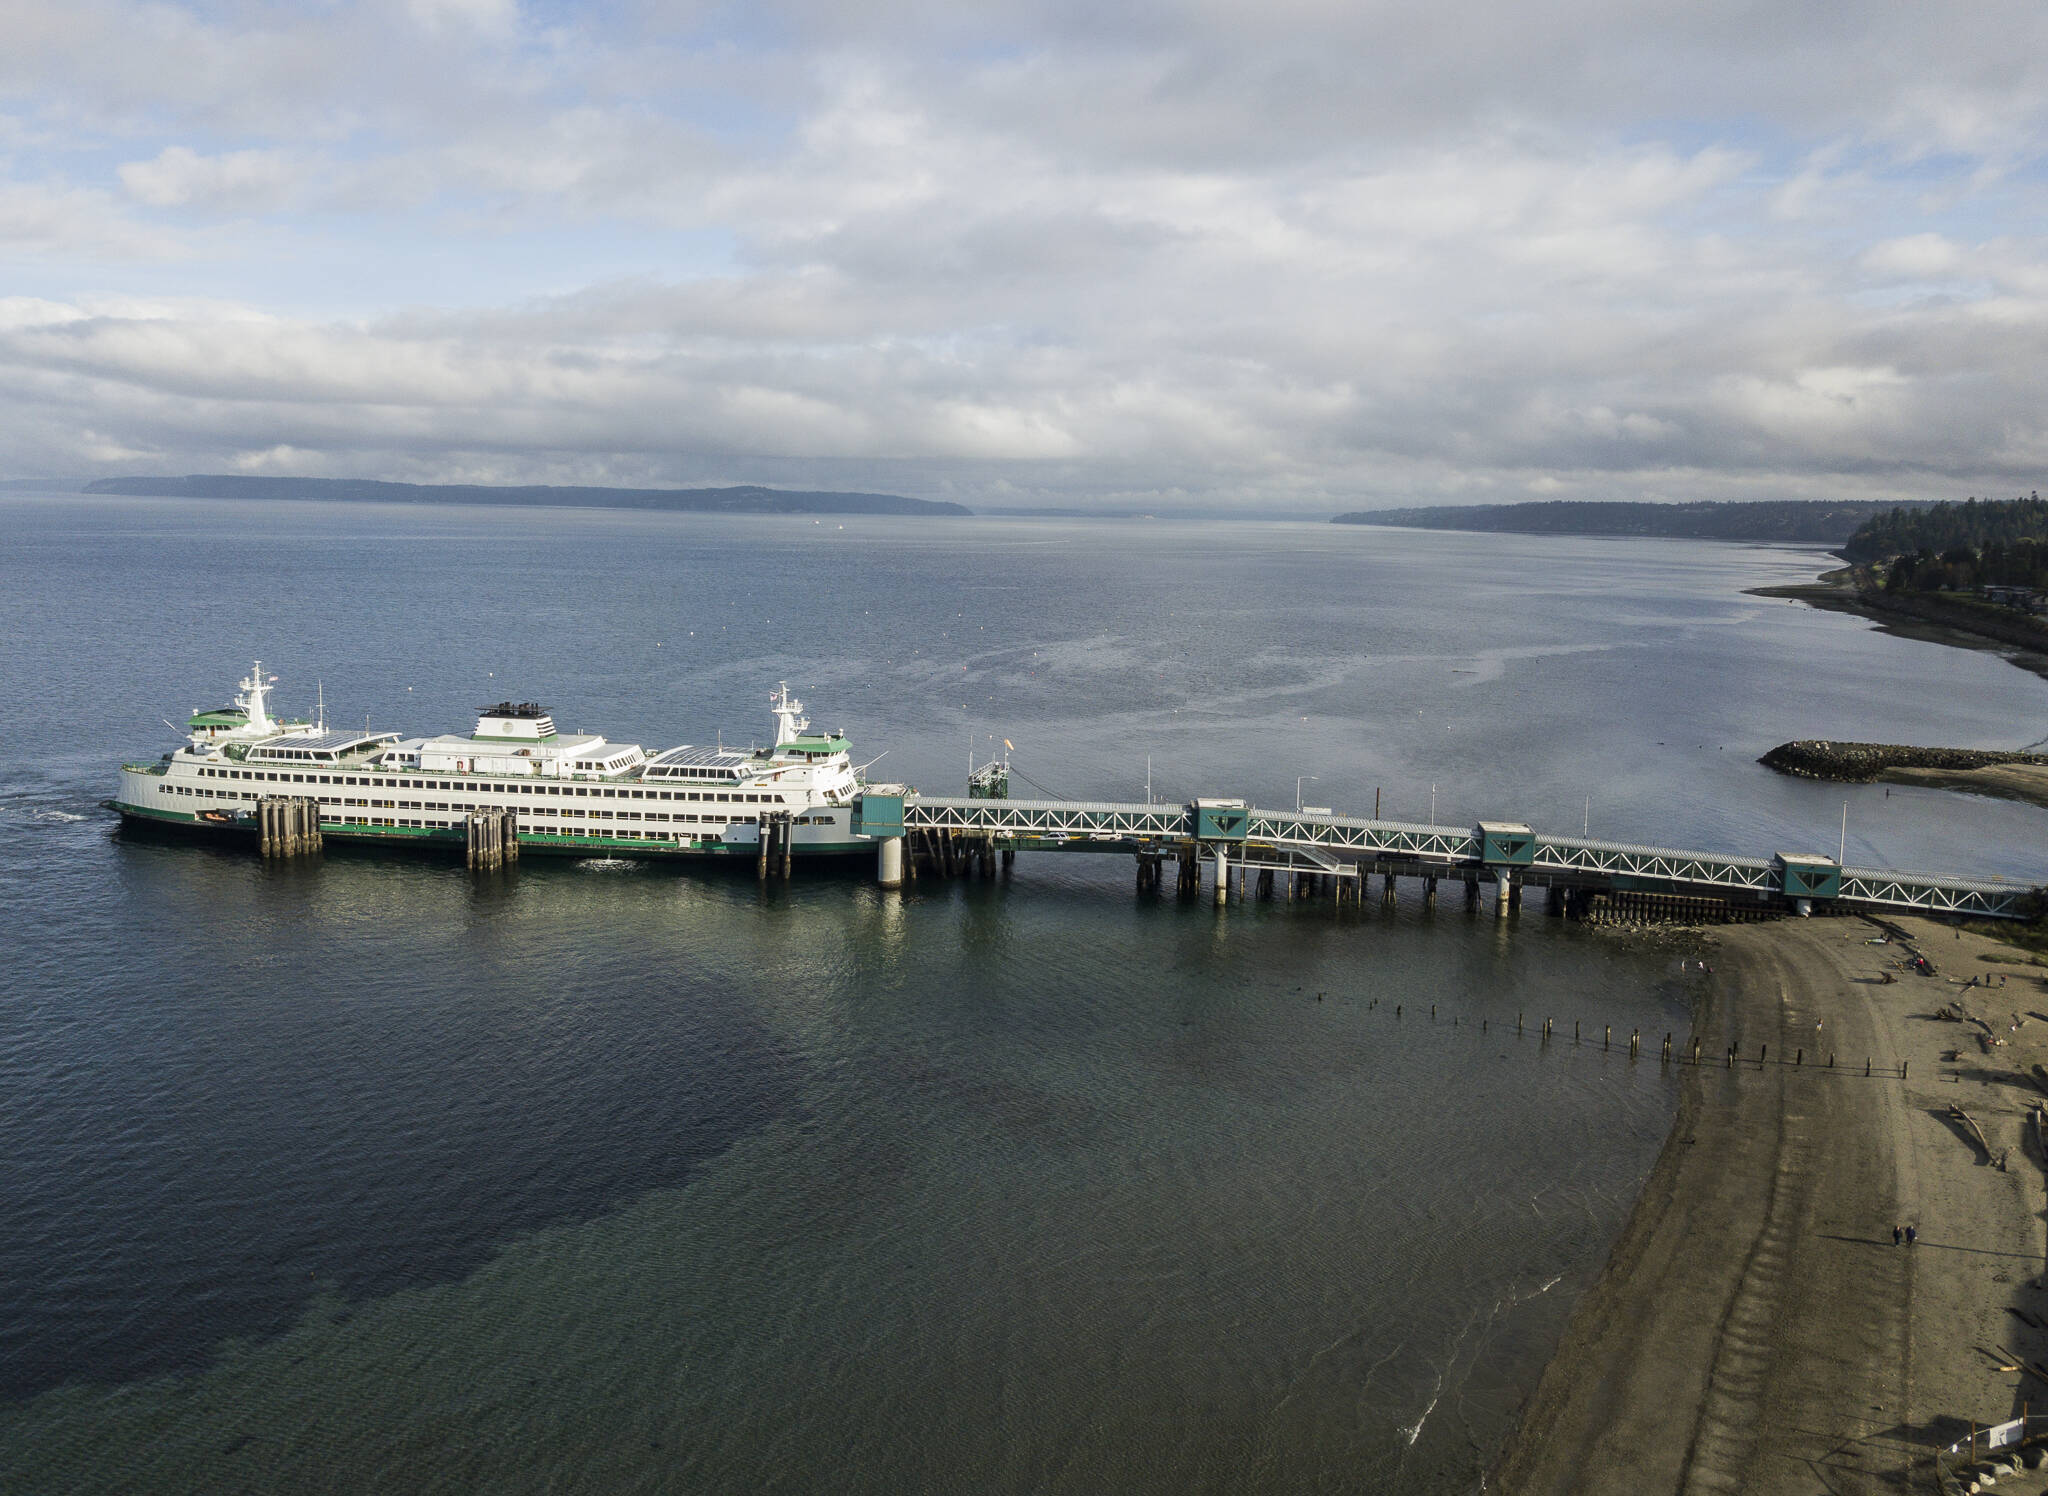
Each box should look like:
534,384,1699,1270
1842,492,2048,566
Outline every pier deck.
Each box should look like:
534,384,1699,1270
874,794,2032,921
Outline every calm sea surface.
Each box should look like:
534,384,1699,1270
2,496,2043,1493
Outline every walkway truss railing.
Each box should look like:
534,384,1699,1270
900,797,2033,921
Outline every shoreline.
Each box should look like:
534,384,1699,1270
1493,914,2048,1493
1750,577,2048,684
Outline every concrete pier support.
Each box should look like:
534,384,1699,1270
1464,874,1480,909
1381,872,1397,908
1495,871,1512,920
1424,875,1438,910
877,835,903,889
1213,846,1229,906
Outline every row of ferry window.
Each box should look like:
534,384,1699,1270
168,783,830,825
199,767,789,804
347,819,685,839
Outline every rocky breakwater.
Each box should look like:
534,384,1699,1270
1761,739,2048,782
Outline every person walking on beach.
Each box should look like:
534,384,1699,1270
1905,1225,1917,1247
1893,1225,1903,1246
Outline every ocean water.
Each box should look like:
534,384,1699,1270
1,496,2042,1493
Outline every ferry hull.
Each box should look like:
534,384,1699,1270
110,801,874,864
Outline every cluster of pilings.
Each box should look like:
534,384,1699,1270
466,809,518,870
1581,889,1780,925
258,797,322,857
903,828,1010,882
1134,847,1218,896
757,811,794,881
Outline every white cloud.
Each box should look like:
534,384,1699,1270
0,1,2046,503
1862,233,1967,278
118,145,302,210
0,179,183,258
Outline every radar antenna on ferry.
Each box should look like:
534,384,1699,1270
771,683,809,744
237,661,278,734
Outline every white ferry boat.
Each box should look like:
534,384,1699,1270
111,664,878,861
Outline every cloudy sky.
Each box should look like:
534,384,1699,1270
3,0,2046,510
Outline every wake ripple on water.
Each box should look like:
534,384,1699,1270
1401,1269,1571,1452
0,804,91,824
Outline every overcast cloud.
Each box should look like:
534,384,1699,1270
1,0,2044,509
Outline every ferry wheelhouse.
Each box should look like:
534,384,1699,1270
112,664,874,860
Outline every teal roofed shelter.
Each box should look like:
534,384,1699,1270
1477,821,1535,866
1774,853,1841,900
1193,798,1249,841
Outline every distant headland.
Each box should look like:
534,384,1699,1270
79,474,972,517
1332,499,1914,545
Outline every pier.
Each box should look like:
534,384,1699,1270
852,788,2033,921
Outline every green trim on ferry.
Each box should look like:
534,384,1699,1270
777,735,850,755
112,800,870,859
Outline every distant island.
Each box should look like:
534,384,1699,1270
80,474,972,516
1332,499,1912,545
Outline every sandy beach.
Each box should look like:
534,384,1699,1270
1495,914,2048,1494
1880,763,2048,812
